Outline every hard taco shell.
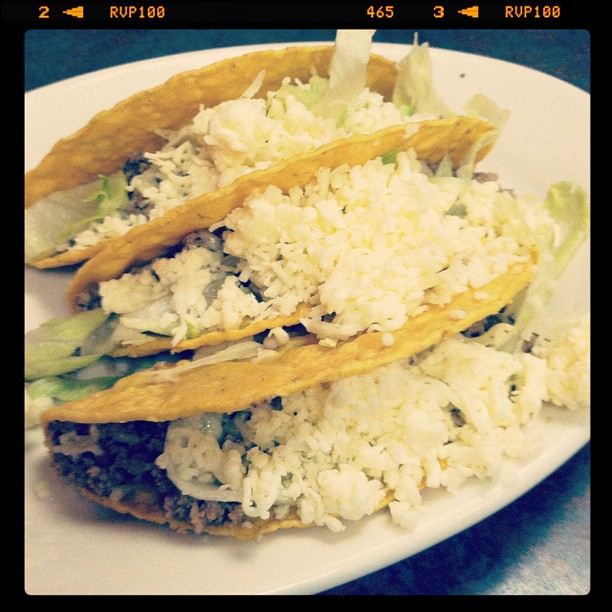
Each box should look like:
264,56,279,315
26,46,398,207
74,487,395,540
26,45,398,268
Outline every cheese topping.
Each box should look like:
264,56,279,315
155,314,590,532
64,78,435,252
99,151,554,346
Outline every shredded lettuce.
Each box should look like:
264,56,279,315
27,375,121,402
24,298,190,386
463,93,510,131
118,295,179,336
25,309,111,380
392,33,454,118
25,352,184,415
501,182,590,352
275,75,329,110
25,171,128,263
310,29,375,122
544,182,590,277
88,171,129,217
25,180,101,262
381,150,398,165
392,34,511,147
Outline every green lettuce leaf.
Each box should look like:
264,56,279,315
392,33,454,118
310,29,376,122
27,375,121,402
25,309,111,380
275,75,329,110
25,171,128,263
87,171,130,217
502,182,590,352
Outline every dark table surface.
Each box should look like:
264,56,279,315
24,29,590,596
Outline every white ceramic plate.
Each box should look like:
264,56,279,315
24,42,590,595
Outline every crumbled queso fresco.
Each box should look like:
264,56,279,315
154,314,590,532
66,77,436,251
99,151,555,347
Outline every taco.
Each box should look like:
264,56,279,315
25,31,486,269
39,307,590,539
25,115,504,389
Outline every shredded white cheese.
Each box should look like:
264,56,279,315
530,313,590,410
65,75,433,252
100,151,553,347
155,315,589,532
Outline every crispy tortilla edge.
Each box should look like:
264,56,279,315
79,487,309,540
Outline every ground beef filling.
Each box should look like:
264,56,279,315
47,420,247,533
123,152,155,216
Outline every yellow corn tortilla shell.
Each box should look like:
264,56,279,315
73,485,397,540
78,488,310,540
64,116,497,356
110,304,311,358
43,255,532,426
26,45,398,268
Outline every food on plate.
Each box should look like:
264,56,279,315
26,30,497,269
25,115,501,393
26,35,590,540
